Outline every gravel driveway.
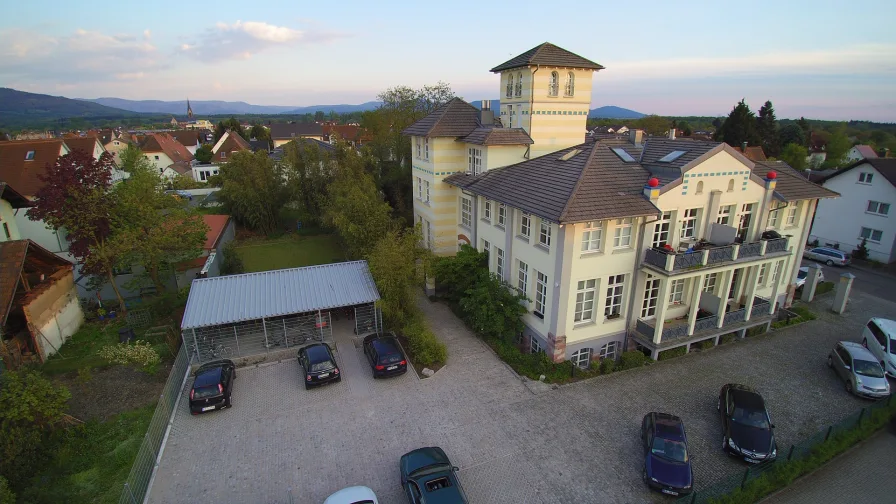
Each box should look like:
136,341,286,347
148,289,896,503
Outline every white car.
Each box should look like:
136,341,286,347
795,266,825,289
323,486,378,504
862,318,896,379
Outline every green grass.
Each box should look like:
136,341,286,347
41,321,127,375
234,234,344,272
18,405,155,504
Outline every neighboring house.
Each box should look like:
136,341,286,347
63,136,129,182
810,158,896,263
844,145,879,164
0,182,29,242
249,139,271,152
211,130,251,163
270,123,325,147
139,133,194,177
0,239,84,368
103,131,133,164
322,124,371,147
162,161,194,180
185,119,214,130
808,132,827,169
192,163,221,182
175,214,235,287
170,130,202,155
409,42,838,364
734,145,768,162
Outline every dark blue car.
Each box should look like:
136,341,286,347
641,412,693,496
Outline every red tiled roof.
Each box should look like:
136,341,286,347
733,145,767,162
170,130,201,147
0,139,67,197
202,214,230,250
212,132,251,163
63,137,104,158
139,133,193,163
322,124,371,143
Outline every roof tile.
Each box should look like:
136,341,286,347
490,42,604,72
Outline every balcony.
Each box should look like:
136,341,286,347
641,237,791,274
635,297,773,344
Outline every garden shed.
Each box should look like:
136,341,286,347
180,260,381,364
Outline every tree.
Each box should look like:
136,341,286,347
796,117,811,147
195,144,213,163
26,150,130,309
677,121,693,137
714,99,760,148
170,173,203,190
282,139,331,225
778,124,806,149
823,125,851,168
635,115,671,136
778,143,808,171
214,117,246,142
248,124,270,144
118,143,153,173
217,150,289,235
756,101,780,157
314,110,325,122
366,226,428,326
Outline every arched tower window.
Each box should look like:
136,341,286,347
696,181,704,195
727,179,735,192
505,74,513,98
515,72,522,97
565,72,575,96
549,71,559,97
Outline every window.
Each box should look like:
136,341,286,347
498,204,507,227
867,201,891,216
695,181,704,195
154,155,160,160
605,275,625,317
564,72,575,96
520,212,531,238
114,141,120,146
416,177,423,199
424,138,429,160
758,264,768,285
860,227,883,243
24,150,35,161
768,208,779,228
415,137,421,158
859,172,874,184
703,273,718,293
530,335,544,354
737,203,754,240
670,279,685,304
680,209,698,239
571,348,592,368
652,212,672,248
515,72,522,97
599,341,619,360
482,239,490,257
424,181,430,203
574,279,597,323
657,151,687,163
727,179,735,192
517,261,529,295
483,199,492,221
786,202,799,226
773,261,783,285
611,147,636,162
2,222,9,240
717,205,734,225
613,218,633,248
548,71,559,97
460,197,472,228
582,221,603,252
539,220,551,248
505,75,513,98
496,247,505,278
425,220,433,249
468,147,482,175
641,277,660,318
508,105,516,128
220,152,226,159
534,271,548,317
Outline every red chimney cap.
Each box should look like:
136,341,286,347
647,177,660,188
767,171,777,180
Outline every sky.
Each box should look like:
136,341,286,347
1,0,895,121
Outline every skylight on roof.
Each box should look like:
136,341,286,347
657,150,687,163
611,147,636,163
24,150,35,161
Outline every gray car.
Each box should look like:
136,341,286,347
828,341,891,399
803,247,850,266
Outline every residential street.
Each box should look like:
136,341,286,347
801,258,896,303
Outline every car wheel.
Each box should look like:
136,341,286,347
846,380,854,395
827,355,833,368
826,260,834,266
304,383,311,391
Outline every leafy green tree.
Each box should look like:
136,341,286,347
366,226,428,327
823,125,851,168
248,124,270,143
715,99,760,148
778,124,807,149
460,272,529,342
214,117,246,142
170,173,203,190
220,242,245,275
283,139,331,225
433,245,488,304
756,100,780,157
314,110,325,122
779,143,808,171
218,150,289,235
118,144,154,173
677,121,693,136
194,144,213,163
796,117,812,147
635,115,671,136
0,476,14,503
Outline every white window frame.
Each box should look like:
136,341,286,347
581,221,603,252
652,212,672,248
416,177,423,200
867,200,890,216
565,72,575,96
530,335,543,354
539,220,551,248
773,260,783,285
425,220,433,249
669,279,685,304
505,75,513,98
520,212,532,239
859,172,873,184
460,197,472,228
483,199,492,222
860,226,883,243
737,203,755,239
613,218,633,249
498,204,507,228
424,137,429,160
768,208,779,228
599,341,619,360
571,348,591,368
680,209,698,240
415,137,421,158
703,273,717,293
758,264,768,286
717,205,734,225
424,180,430,203
468,147,482,175
515,72,522,97
605,274,625,318
496,247,505,278
786,202,799,227
534,271,548,318
641,276,660,318
482,239,490,257
517,260,529,296
548,71,559,97
574,279,597,323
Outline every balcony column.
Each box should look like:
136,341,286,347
717,269,736,328
686,273,705,335
743,265,762,321
768,260,782,315
652,277,673,345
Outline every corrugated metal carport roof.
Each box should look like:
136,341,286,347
181,260,380,330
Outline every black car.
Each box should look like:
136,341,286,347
298,343,341,389
641,412,693,496
399,446,469,504
189,359,235,415
718,384,777,463
363,332,408,378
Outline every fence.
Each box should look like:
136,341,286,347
675,396,895,504
118,345,192,504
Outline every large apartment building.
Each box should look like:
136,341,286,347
405,43,838,363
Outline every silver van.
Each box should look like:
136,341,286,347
862,318,896,378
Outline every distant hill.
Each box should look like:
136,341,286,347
589,106,645,119
0,88,142,123
282,102,382,115
80,97,297,115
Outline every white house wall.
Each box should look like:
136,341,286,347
35,294,84,359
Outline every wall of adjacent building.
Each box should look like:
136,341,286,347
1,199,21,241
23,270,84,360
144,152,174,174
413,137,465,255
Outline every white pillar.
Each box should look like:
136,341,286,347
801,263,824,302
652,278,673,344
717,269,735,328
687,274,704,335
832,273,855,315
743,265,761,321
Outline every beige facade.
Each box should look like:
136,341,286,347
0,198,20,241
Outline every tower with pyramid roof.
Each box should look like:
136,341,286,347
187,99,193,119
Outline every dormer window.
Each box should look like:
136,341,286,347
25,150,35,161
565,72,575,96
548,71,559,97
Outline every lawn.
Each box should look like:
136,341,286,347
234,234,345,272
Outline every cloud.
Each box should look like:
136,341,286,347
179,20,346,62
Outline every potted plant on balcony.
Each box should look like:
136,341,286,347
97,307,107,321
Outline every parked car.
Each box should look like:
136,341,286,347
363,332,408,378
298,343,341,390
640,412,693,496
862,318,896,378
803,247,850,266
828,341,891,398
795,266,825,289
399,447,468,504
324,486,378,504
718,384,777,463
189,359,235,415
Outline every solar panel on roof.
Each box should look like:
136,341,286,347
658,150,687,163
611,147,636,163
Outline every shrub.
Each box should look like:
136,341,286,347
789,305,817,321
220,242,245,276
0,476,14,504
698,339,715,350
658,346,687,361
401,316,447,368
852,238,870,261
599,358,616,374
719,333,737,344
76,367,92,384
98,340,161,372
619,350,650,370
815,281,835,295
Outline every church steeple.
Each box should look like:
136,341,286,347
187,98,193,119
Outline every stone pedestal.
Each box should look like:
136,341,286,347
831,272,855,315
801,263,824,302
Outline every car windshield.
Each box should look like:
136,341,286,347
651,437,688,463
409,463,450,478
854,359,885,378
890,339,896,354
380,353,404,364
797,270,807,279
732,407,770,429
310,360,334,372
192,385,220,399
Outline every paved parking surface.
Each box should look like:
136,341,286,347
149,289,896,504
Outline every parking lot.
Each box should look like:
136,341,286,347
149,289,896,504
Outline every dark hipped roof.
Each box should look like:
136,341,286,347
822,158,896,187
445,141,659,223
639,138,722,184
752,161,839,201
269,122,324,139
459,127,533,146
490,42,605,72
170,130,201,147
139,133,193,163
402,98,481,137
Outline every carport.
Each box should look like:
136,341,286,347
181,260,382,364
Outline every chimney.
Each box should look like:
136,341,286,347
480,99,494,127
629,129,644,147
742,141,748,151
668,128,676,140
